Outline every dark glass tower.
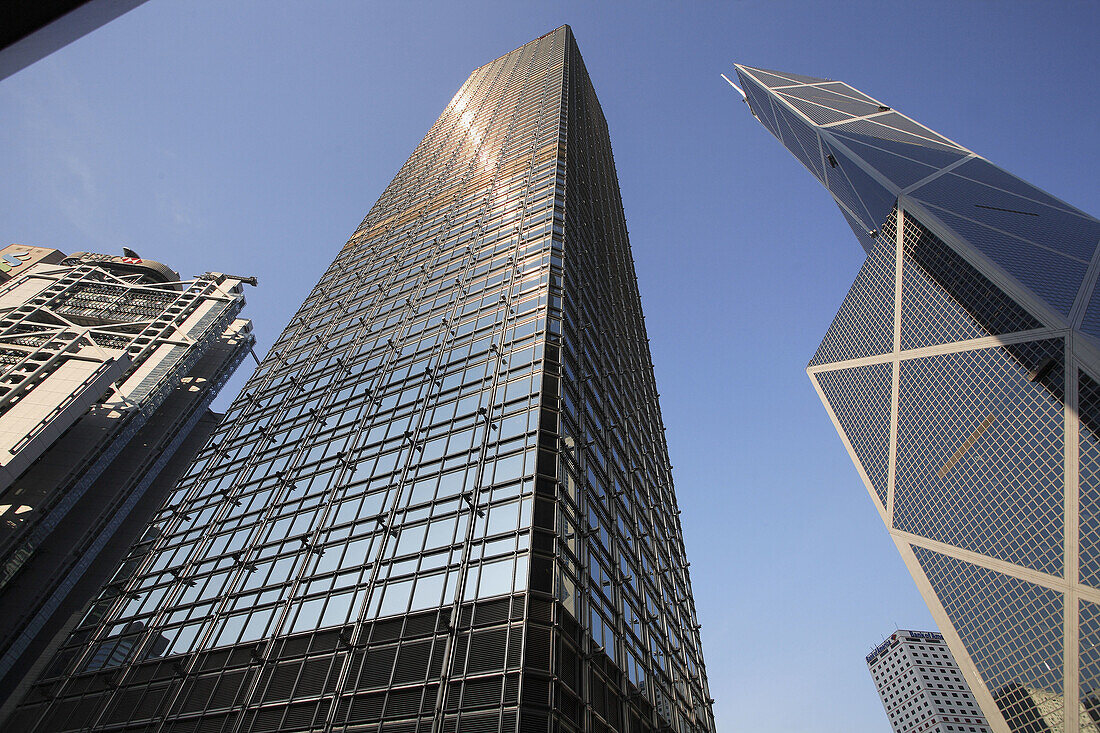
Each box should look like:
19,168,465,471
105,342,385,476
732,65,1100,732
13,27,715,733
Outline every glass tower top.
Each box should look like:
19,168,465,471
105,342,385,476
733,64,1100,732
13,27,715,733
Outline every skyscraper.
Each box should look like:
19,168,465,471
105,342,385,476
731,64,1100,732
0,246,254,722
867,629,992,733
12,27,715,733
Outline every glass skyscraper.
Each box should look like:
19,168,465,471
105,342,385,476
731,65,1100,732
12,27,714,733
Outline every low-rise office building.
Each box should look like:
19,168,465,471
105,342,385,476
868,629,992,733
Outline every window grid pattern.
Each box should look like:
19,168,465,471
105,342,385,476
821,139,878,234
778,85,880,119
741,67,825,89
830,132,941,191
536,34,715,733
910,168,1100,263
814,362,892,509
836,203,878,254
776,93,851,126
15,28,564,733
13,27,714,733
900,213,1042,351
813,81,878,105
920,204,1087,319
771,99,825,182
831,117,962,153
740,74,781,140
950,158,1085,217
1080,372,1100,588
809,211,897,367
834,130,968,170
821,138,898,234
867,630,993,733
913,546,1065,733
1078,601,1100,732
1079,285,1100,344
895,341,1065,576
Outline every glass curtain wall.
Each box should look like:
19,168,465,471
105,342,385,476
14,27,715,733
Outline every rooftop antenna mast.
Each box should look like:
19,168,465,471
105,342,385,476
720,73,746,100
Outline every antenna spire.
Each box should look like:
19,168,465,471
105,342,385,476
720,73,745,100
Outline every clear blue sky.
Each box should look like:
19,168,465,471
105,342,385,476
1,2,1097,730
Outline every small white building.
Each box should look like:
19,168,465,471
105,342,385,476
868,629,992,733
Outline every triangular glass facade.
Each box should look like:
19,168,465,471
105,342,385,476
814,363,893,510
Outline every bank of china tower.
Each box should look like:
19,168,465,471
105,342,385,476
13,27,715,733
733,64,1100,732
